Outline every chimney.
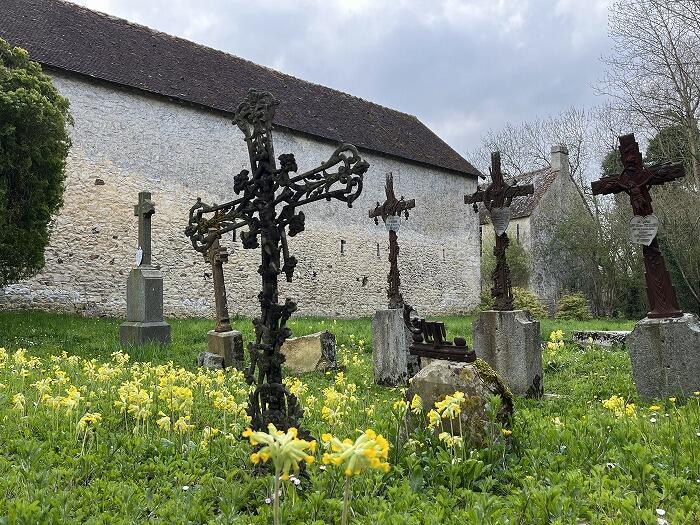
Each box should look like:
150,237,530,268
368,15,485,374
550,144,569,174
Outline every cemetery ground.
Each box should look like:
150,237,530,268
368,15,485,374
0,312,699,524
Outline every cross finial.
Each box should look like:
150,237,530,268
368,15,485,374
134,191,155,266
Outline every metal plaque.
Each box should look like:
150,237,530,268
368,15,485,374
490,207,510,236
135,246,143,266
385,215,401,232
629,215,658,246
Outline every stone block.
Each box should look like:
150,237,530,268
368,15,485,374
627,313,700,399
473,309,542,397
207,330,244,370
573,330,630,347
125,267,164,323
372,308,418,386
280,330,336,373
406,359,513,448
197,351,224,370
119,321,171,345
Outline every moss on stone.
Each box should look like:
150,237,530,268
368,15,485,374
474,358,514,419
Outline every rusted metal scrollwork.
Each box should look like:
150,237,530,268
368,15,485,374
185,89,369,433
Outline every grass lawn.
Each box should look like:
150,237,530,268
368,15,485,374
0,310,697,524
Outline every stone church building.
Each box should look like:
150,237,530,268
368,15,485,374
479,145,590,311
0,0,482,318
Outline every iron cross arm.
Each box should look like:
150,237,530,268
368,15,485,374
369,172,416,223
464,182,534,211
591,162,685,196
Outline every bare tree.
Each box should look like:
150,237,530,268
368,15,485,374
598,0,700,187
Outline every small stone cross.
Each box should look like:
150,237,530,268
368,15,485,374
134,191,155,267
591,133,685,318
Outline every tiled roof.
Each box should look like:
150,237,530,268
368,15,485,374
477,167,558,224
0,0,480,177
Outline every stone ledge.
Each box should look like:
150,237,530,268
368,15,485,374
573,330,630,347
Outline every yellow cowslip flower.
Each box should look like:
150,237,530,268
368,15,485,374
156,412,171,432
669,397,676,404
173,415,194,434
12,393,25,412
427,409,441,430
649,405,662,412
78,412,102,432
501,428,513,436
200,426,221,449
33,378,53,397
242,424,316,480
111,350,130,366
60,385,82,414
435,391,465,419
322,429,390,477
335,371,345,386
410,394,422,415
602,395,635,417
0,347,7,365
42,393,62,411
552,417,563,427
694,391,700,396
625,403,636,416
13,348,28,366
392,399,408,414
438,431,453,446
283,377,308,398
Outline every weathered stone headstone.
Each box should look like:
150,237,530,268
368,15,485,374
473,310,542,396
626,314,700,399
369,173,418,385
573,330,630,347
119,191,171,345
591,133,700,399
197,351,225,370
406,359,513,448
465,152,542,396
280,330,337,373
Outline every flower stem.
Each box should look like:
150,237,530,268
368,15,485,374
273,471,281,525
342,477,351,525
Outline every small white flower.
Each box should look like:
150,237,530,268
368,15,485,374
265,498,272,504
182,485,190,491
656,509,666,516
650,417,657,423
319,465,327,471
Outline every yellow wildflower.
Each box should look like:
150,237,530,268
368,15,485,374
501,428,513,436
156,412,171,432
649,405,662,412
12,392,25,412
410,394,423,415
173,415,194,434
427,409,441,430
77,412,102,432
321,429,390,476
242,424,316,479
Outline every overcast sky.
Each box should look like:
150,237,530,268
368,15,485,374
67,0,613,164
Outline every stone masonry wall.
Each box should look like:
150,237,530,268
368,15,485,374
0,71,480,319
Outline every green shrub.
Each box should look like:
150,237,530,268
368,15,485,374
0,38,71,287
513,287,548,318
476,287,548,318
556,292,593,320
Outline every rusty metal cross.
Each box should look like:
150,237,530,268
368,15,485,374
591,133,685,318
185,89,369,433
369,173,415,309
465,152,533,311
134,191,155,267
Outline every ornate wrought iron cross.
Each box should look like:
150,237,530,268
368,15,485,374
465,152,533,311
591,133,684,319
369,173,415,309
185,89,369,432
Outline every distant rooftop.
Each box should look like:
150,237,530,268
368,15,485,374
0,0,480,177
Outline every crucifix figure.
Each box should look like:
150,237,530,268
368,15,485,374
369,173,415,309
465,152,534,311
206,223,232,333
592,133,684,319
185,89,369,433
134,191,155,267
